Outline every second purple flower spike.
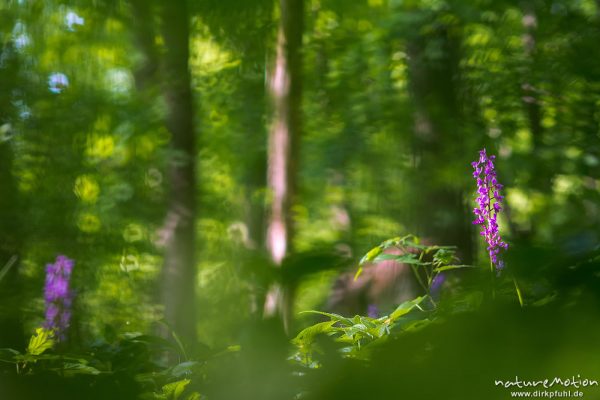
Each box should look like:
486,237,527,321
44,255,74,341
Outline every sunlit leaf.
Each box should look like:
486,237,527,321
161,379,191,400
27,328,55,356
389,296,427,322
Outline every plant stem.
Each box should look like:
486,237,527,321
512,274,524,307
410,264,428,293
490,258,495,299
486,178,496,300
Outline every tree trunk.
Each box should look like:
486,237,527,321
516,2,544,240
241,75,268,252
0,141,23,349
406,20,474,264
0,39,24,349
159,0,197,346
238,73,269,315
130,0,159,92
521,3,543,152
263,0,304,332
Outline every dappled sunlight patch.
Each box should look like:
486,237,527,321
73,174,100,203
356,215,404,242
553,174,584,199
86,134,115,159
190,25,240,77
104,68,133,95
76,212,101,233
122,223,146,243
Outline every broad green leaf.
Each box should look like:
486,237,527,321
389,296,427,322
293,320,337,346
171,361,199,377
27,328,55,356
162,379,191,400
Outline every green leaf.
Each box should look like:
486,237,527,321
60,362,102,376
299,310,353,326
432,264,474,273
170,361,198,378
380,237,403,249
156,321,189,360
433,248,459,267
343,323,372,340
359,246,382,265
400,318,432,332
389,296,427,322
512,275,524,307
353,266,363,281
27,328,55,356
122,332,180,351
0,348,19,364
531,292,556,307
373,253,422,264
162,379,191,400
293,320,337,346
0,348,20,356
357,316,377,329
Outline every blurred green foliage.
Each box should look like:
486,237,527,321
1,0,600,398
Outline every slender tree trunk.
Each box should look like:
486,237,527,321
406,21,473,264
516,2,544,240
521,2,543,152
130,0,159,92
241,75,268,251
159,0,197,346
0,142,23,349
239,74,268,315
0,40,24,349
263,0,304,332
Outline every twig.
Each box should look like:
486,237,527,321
0,255,18,283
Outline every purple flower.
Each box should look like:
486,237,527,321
472,149,508,270
43,255,74,341
367,304,379,318
430,273,446,295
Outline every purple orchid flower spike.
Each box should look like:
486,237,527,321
43,255,74,341
472,149,508,271
472,150,523,306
